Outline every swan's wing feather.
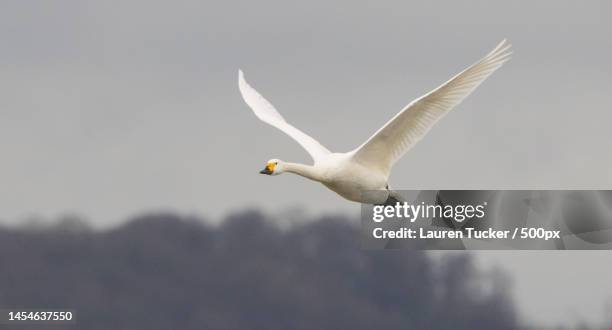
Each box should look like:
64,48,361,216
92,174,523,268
239,70,331,163
351,39,512,174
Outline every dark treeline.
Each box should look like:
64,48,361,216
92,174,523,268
0,211,518,330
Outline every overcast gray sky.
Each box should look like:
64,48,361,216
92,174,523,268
1,0,611,326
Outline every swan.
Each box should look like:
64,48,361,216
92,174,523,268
239,39,511,204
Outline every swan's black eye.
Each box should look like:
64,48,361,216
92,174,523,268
275,162,278,165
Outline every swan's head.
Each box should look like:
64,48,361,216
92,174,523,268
259,159,283,176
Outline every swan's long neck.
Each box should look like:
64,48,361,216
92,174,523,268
282,162,322,182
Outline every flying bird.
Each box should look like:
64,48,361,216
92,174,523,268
239,39,511,204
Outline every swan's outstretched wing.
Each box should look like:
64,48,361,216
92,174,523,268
239,70,331,163
351,39,512,175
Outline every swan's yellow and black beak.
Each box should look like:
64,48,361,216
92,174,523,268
259,162,275,175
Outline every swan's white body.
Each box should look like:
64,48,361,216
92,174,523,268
308,152,387,203
239,40,512,204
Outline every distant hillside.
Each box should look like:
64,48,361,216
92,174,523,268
0,211,517,330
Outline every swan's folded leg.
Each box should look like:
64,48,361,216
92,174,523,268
381,190,406,206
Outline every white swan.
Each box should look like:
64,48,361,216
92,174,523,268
239,40,511,204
